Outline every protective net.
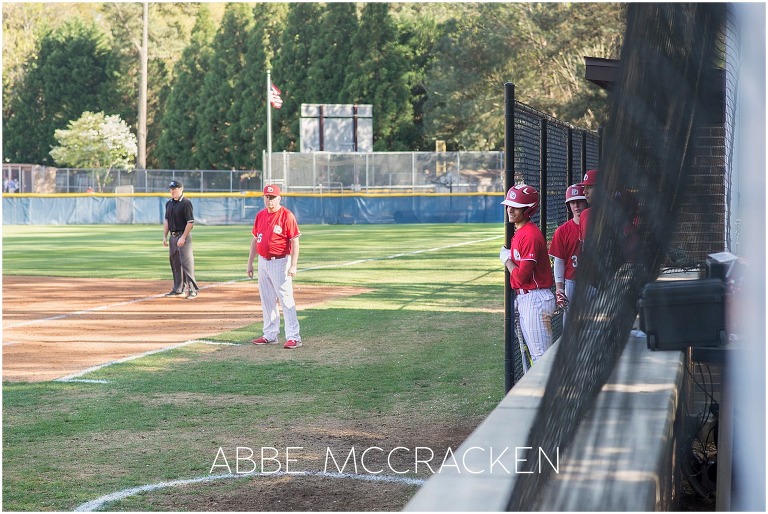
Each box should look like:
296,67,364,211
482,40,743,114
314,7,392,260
507,3,728,509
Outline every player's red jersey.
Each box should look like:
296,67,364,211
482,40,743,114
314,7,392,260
252,206,301,259
509,222,554,291
579,207,591,243
549,219,582,280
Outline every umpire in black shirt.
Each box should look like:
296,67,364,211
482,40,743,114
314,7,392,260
163,180,199,298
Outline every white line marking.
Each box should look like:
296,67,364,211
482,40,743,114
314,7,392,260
3,281,243,330
6,235,501,329
54,340,239,383
59,379,111,384
4,294,166,329
301,235,502,272
74,470,425,512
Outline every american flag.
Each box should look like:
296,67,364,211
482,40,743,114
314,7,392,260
269,84,283,109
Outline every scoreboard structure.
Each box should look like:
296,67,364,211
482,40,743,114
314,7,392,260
300,104,373,153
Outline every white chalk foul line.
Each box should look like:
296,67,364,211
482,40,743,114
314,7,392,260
8,235,501,330
300,234,502,272
74,470,426,512
3,280,249,330
4,293,169,329
55,339,239,383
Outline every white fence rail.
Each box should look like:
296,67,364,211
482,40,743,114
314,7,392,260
3,151,504,194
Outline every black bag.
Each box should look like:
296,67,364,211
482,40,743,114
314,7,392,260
638,278,726,351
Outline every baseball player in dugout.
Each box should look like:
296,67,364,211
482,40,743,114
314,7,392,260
163,180,200,299
549,184,588,328
578,168,640,262
499,184,556,363
247,184,303,349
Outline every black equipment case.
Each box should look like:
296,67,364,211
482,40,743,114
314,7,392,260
638,278,726,351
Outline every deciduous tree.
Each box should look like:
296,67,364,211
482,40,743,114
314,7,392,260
49,111,138,192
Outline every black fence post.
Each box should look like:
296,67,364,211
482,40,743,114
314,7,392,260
567,128,574,187
540,118,548,237
504,83,515,394
598,126,604,165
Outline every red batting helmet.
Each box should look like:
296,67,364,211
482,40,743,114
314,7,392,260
501,184,540,219
579,169,598,187
564,184,587,204
263,184,281,196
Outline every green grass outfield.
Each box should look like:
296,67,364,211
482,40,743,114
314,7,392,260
2,223,507,511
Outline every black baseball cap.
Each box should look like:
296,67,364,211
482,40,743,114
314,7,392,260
168,180,183,189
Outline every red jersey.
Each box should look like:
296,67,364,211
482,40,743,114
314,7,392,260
252,206,301,259
509,222,553,291
549,219,582,280
579,207,591,243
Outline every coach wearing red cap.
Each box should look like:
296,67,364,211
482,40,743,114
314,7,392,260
247,184,303,349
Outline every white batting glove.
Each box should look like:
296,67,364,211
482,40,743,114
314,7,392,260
499,246,511,265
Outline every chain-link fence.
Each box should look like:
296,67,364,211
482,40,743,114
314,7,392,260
3,152,504,194
264,150,504,193
4,113,596,197
1,165,264,194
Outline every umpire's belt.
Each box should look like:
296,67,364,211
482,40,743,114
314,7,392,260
261,254,288,261
170,231,183,236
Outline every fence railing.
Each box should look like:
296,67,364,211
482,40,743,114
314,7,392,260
263,150,505,193
2,151,505,195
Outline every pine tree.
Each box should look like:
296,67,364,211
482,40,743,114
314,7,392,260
344,3,413,151
155,6,216,169
3,20,123,164
195,3,253,169
389,4,445,150
228,3,288,170
271,2,324,152
306,3,358,105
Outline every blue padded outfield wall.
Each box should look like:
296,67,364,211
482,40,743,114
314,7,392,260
2,193,505,225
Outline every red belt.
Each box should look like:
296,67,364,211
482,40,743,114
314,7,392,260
261,255,288,261
516,289,531,295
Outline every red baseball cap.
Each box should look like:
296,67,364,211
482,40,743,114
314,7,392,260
579,169,598,187
263,184,281,196
565,184,587,203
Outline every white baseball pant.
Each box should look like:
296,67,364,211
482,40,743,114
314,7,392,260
516,289,555,362
258,256,301,342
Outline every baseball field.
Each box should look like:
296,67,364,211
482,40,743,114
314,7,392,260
2,223,505,511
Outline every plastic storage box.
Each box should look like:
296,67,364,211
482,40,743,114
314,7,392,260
638,278,726,351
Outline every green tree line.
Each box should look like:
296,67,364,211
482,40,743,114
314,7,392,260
2,2,625,170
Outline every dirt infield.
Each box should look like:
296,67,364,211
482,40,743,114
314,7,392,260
2,276,364,382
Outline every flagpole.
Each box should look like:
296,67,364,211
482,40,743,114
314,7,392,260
266,69,272,185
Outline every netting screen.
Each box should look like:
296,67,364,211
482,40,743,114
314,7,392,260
507,3,728,509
